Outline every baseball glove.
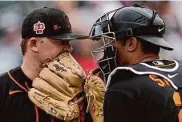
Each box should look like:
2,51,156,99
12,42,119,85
84,68,106,122
28,50,86,122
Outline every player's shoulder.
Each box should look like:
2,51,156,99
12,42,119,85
0,67,20,86
107,73,150,92
106,59,182,96
106,71,174,101
0,72,9,83
107,59,182,87
106,66,151,90
0,71,12,95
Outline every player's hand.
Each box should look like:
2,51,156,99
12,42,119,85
84,68,106,122
28,50,86,121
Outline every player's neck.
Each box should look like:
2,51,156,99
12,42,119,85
136,53,159,64
21,55,42,81
129,53,159,65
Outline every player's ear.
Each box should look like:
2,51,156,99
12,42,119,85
29,37,39,53
126,37,138,52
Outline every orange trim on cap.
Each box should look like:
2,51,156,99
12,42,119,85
35,106,39,122
8,71,28,92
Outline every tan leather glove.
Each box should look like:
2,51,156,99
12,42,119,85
28,50,86,122
84,68,106,122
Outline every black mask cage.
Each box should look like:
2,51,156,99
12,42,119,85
89,8,121,82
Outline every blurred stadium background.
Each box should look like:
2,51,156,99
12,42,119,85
0,1,181,75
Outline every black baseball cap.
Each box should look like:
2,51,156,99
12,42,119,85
22,7,88,40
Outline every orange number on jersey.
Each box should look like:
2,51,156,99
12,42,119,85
178,109,182,122
173,92,182,122
149,74,182,121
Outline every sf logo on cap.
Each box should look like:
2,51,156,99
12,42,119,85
33,21,45,34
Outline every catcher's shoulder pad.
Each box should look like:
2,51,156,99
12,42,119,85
107,59,182,89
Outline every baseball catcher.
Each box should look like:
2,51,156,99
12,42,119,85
86,4,182,122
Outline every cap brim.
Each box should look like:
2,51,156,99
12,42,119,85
49,32,88,41
137,35,174,51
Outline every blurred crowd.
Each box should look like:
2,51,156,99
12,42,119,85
0,1,181,75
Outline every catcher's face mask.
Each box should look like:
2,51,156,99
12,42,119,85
89,8,120,82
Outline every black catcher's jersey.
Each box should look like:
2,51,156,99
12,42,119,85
104,59,182,122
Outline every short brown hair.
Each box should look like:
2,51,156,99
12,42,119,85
20,39,28,55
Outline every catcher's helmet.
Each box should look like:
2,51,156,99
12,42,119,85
89,4,173,82
90,4,173,50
